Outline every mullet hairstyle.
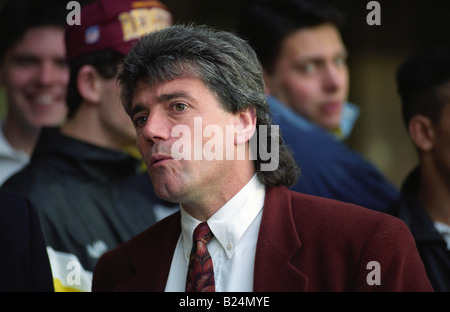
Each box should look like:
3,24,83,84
118,24,300,188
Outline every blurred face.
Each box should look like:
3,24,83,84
130,77,240,206
265,23,349,131
0,26,69,130
98,71,137,149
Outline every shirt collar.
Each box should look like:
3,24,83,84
180,174,265,263
333,102,360,140
267,95,360,140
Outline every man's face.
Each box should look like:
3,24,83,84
0,26,69,130
265,23,349,131
130,77,241,206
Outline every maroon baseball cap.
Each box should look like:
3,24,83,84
65,0,172,62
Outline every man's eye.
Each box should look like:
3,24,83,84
13,56,38,67
302,63,316,74
55,58,69,69
173,103,187,112
133,116,147,127
294,62,316,75
334,56,346,67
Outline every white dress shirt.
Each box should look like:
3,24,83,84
164,174,266,292
434,222,450,250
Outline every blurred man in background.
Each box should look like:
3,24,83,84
239,0,398,211
0,0,68,185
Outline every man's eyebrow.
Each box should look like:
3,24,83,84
11,53,40,63
130,91,195,117
157,91,195,103
295,48,348,63
130,103,146,118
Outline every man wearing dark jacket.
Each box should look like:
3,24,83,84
0,189,53,292
388,46,450,292
2,0,174,291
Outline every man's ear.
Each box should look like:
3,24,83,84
408,114,435,152
77,65,101,104
234,106,257,145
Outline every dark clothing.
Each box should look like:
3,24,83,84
0,189,53,292
2,127,160,290
268,96,398,212
93,186,432,292
388,167,450,292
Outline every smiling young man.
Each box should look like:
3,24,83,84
0,0,68,185
92,24,432,292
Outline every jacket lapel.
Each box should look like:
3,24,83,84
254,186,308,291
111,186,308,292
114,212,182,292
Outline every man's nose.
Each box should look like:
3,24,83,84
36,62,59,86
322,63,347,93
141,108,171,143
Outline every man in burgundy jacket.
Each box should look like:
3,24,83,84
92,25,432,292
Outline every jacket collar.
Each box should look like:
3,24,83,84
115,185,308,291
254,186,308,291
116,212,182,292
396,167,445,243
32,127,140,181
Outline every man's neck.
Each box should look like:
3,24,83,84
181,167,257,221
60,106,133,151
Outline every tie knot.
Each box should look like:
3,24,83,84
193,222,213,244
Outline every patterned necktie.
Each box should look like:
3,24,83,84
186,222,215,292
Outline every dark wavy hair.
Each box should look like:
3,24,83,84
238,0,344,74
0,0,67,61
119,24,300,188
397,45,450,127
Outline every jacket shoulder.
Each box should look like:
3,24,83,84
286,188,410,248
267,187,433,291
268,186,387,227
289,189,386,223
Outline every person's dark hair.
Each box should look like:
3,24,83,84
0,0,68,61
119,24,300,188
238,0,344,74
397,45,450,127
66,49,124,118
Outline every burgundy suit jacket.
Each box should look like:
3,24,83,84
92,186,433,291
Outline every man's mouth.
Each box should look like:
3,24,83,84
150,154,174,167
321,101,342,115
26,93,62,106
